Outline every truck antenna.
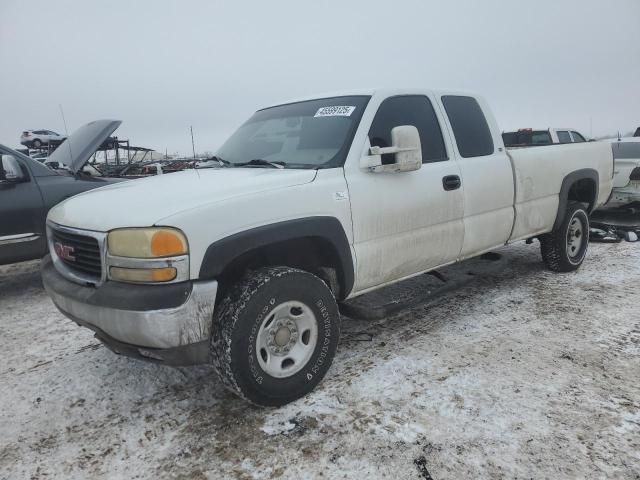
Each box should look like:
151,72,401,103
190,125,196,160
59,104,74,165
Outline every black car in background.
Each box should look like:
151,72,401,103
0,120,123,265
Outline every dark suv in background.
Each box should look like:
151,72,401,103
1,120,123,265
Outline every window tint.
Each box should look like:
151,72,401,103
556,131,572,143
442,96,494,157
571,131,586,142
532,131,552,144
368,95,447,164
611,141,640,159
0,154,28,181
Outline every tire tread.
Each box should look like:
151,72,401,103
540,202,589,272
210,266,337,405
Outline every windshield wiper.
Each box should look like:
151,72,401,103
239,159,285,169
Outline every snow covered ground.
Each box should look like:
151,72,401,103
0,242,638,479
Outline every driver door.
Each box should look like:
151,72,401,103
0,153,46,264
344,95,464,293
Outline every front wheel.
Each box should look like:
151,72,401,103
210,266,340,406
540,202,590,272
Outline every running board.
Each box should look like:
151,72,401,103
339,252,506,321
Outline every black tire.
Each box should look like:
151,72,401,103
32,139,42,148
210,266,340,407
540,202,590,272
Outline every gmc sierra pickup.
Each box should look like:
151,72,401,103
42,89,614,406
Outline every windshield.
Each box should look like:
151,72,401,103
217,95,370,169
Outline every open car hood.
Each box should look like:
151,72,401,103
47,120,121,174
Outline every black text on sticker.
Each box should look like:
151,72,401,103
314,106,356,117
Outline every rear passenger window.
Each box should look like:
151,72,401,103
368,95,447,164
532,131,552,144
557,131,572,143
571,131,586,142
441,96,494,157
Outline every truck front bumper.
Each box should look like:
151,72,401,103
41,255,217,366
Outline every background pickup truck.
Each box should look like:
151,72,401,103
604,137,640,210
41,89,614,406
502,128,588,147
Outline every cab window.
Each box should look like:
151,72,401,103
442,95,494,158
557,131,572,143
571,131,586,143
1,155,26,181
368,95,448,164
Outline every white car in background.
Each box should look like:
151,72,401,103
20,130,67,148
605,137,640,209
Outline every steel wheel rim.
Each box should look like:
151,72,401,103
566,214,585,259
256,300,318,378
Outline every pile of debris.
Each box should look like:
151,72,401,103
590,209,640,243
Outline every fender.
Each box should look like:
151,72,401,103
198,216,354,297
553,168,599,231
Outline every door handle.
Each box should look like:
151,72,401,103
442,175,461,191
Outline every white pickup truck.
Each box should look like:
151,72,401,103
42,89,614,406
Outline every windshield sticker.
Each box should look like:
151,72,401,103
314,106,356,118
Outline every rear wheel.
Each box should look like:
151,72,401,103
540,203,589,272
32,139,42,148
210,266,340,406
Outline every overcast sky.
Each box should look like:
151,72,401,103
1,0,639,155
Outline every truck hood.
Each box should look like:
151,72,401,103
48,167,317,231
48,120,121,173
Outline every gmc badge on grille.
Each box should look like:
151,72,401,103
54,242,76,261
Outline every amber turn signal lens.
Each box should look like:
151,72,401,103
151,230,187,257
110,267,177,283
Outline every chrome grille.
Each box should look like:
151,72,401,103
51,228,102,279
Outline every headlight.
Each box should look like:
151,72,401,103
108,228,188,258
106,227,189,284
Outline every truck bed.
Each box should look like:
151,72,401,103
507,142,614,241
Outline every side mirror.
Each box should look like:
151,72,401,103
0,155,26,183
362,125,422,173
